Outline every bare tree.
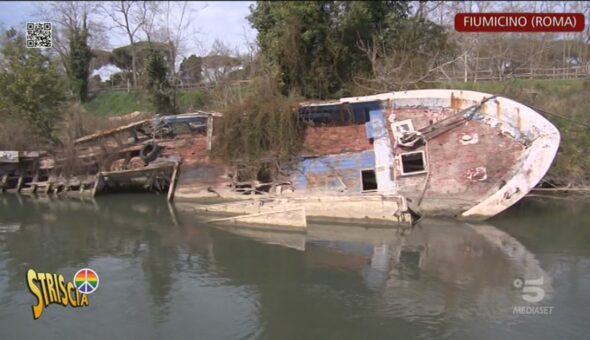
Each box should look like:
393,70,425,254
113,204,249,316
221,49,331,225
148,1,205,82
35,2,108,74
100,1,150,88
139,1,160,43
355,26,464,91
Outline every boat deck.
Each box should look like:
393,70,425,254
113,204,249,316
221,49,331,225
392,106,525,214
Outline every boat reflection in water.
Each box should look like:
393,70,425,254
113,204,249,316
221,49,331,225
212,217,553,319
0,194,557,338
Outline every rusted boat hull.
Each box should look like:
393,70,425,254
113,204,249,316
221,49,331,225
176,89,559,223
336,89,560,219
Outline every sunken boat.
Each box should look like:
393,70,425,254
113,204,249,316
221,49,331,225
0,89,560,225
177,89,560,224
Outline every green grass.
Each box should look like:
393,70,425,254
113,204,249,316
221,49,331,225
435,78,584,100
177,90,207,112
84,89,210,117
84,91,154,117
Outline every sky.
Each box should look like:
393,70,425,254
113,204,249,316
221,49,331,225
0,1,256,54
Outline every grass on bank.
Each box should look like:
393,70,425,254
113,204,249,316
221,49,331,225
83,89,209,117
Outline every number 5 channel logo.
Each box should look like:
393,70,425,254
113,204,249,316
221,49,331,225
513,276,545,303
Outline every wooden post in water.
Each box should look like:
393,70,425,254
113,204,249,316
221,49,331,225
167,160,182,202
15,174,24,193
92,173,104,197
1,174,7,193
206,114,214,151
30,172,39,194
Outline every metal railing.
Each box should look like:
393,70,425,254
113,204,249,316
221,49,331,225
430,65,590,83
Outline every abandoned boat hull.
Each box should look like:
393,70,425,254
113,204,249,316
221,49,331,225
174,89,559,223
336,89,560,219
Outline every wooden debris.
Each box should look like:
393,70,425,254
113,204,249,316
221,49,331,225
74,119,151,145
167,160,182,202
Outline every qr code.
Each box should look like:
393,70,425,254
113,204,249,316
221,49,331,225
26,22,52,48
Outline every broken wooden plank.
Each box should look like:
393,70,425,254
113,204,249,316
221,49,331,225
91,174,104,197
15,175,24,193
101,163,174,177
30,171,39,194
45,182,53,195
206,114,213,151
74,119,151,145
183,111,224,118
167,160,182,202
0,174,7,192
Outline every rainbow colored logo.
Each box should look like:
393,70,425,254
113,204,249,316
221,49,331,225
73,268,99,294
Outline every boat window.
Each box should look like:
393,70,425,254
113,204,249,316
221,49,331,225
392,119,415,144
361,169,378,191
400,151,427,175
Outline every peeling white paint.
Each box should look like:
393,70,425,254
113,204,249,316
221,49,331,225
460,133,479,145
342,89,560,219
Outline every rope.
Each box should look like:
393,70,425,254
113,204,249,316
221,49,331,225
404,95,498,149
487,91,590,129
522,103,590,129
417,140,431,207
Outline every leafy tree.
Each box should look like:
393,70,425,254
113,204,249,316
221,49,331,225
179,54,202,84
112,41,170,85
248,1,450,97
248,1,336,98
144,48,176,114
336,1,409,77
201,54,242,83
68,14,93,102
0,29,66,144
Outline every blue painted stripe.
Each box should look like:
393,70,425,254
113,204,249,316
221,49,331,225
369,109,387,139
365,121,374,139
292,151,376,191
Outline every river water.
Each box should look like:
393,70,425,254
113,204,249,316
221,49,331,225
0,194,588,339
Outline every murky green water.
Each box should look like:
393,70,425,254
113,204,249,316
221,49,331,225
0,194,589,339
